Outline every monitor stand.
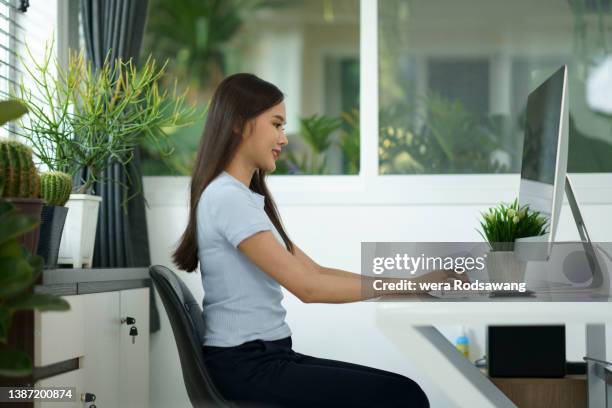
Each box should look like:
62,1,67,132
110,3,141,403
565,175,606,289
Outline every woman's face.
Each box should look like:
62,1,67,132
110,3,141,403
241,102,288,173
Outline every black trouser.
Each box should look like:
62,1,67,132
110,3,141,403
203,336,429,408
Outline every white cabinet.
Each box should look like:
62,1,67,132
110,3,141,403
35,287,150,408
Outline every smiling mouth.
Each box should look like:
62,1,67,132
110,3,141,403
272,150,280,159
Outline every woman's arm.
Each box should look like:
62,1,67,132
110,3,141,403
238,231,366,303
239,233,465,303
291,244,467,297
293,244,359,279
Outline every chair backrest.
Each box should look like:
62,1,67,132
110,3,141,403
149,265,234,408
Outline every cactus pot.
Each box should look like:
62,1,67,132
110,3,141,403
58,194,102,268
5,197,44,253
37,205,69,269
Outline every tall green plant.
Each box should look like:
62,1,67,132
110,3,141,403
13,41,197,194
0,201,69,377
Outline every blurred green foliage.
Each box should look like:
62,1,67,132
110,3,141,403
142,109,361,176
339,109,360,175
277,111,360,175
379,92,510,174
282,114,342,175
140,105,208,175
144,0,287,89
140,0,291,175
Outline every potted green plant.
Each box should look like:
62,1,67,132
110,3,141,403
13,42,195,268
0,200,70,378
36,171,72,269
478,199,548,283
0,140,43,254
0,100,44,254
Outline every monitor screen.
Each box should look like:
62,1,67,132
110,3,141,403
518,65,567,221
520,66,565,186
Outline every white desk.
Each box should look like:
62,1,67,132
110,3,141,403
376,300,612,408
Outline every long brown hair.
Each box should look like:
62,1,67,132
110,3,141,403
172,73,294,272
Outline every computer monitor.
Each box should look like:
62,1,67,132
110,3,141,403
515,65,569,261
510,65,606,292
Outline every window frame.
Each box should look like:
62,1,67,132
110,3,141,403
262,0,612,207
54,0,609,207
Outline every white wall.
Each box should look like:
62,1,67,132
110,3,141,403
145,173,612,408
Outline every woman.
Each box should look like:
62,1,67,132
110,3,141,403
172,73,456,407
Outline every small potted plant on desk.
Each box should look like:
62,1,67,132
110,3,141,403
478,199,548,284
13,42,195,268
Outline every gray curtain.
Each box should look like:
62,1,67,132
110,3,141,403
80,0,160,332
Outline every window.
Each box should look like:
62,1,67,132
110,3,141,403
378,0,612,174
138,0,611,182
0,0,22,137
140,0,360,176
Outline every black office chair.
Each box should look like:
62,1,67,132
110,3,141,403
149,265,235,408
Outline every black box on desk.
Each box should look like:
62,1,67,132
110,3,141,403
487,325,566,378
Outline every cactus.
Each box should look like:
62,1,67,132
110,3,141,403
0,140,40,199
40,171,73,206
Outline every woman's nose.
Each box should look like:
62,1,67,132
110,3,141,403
280,132,288,146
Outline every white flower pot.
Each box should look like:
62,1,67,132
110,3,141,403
58,194,102,268
485,251,527,284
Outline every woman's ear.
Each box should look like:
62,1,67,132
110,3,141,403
233,123,242,138
239,120,254,140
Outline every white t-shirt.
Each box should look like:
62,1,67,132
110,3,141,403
196,171,292,347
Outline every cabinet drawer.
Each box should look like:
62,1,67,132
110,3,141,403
34,368,84,408
34,295,85,366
